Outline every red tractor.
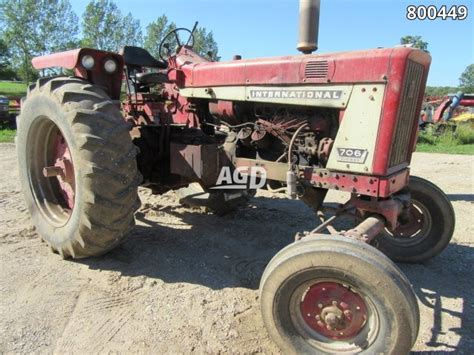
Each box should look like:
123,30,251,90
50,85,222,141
17,0,454,353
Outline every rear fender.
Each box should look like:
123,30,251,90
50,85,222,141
32,48,124,100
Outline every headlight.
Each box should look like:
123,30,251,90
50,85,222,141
81,55,95,70
104,59,117,73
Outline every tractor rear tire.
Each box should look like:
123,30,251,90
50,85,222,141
260,235,419,354
175,183,254,216
377,176,455,263
17,77,141,259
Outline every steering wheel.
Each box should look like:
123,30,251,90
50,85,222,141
158,27,195,61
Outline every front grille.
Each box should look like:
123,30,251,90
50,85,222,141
304,60,329,79
389,60,425,167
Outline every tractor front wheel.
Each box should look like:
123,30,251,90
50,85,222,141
377,176,455,263
17,77,141,258
259,235,419,354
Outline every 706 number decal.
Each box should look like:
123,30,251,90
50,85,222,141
407,5,469,20
336,148,369,164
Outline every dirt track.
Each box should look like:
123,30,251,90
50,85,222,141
0,142,473,353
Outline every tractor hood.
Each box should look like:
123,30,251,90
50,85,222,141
178,47,431,88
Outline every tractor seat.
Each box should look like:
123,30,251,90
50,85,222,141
120,46,167,69
135,72,169,85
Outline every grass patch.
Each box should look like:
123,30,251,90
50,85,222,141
0,81,28,97
416,123,474,155
416,143,474,154
0,128,16,143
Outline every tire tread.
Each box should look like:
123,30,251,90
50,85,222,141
19,76,140,258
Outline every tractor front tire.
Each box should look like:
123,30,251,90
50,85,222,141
377,176,455,263
17,77,141,258
260,235,419,354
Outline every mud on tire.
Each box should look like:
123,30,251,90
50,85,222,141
17,77,141,258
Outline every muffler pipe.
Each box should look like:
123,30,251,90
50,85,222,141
297,0,320,54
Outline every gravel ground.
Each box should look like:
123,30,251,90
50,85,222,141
0,142,473,353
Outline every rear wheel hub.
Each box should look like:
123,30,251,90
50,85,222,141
43,131,75,210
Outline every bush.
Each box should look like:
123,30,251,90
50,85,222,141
456,123,474,145
417,130,436,145
417,122,474,148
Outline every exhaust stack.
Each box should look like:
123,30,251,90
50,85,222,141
297,0,320,54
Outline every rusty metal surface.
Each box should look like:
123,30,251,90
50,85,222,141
343,215,386,243
233,157,409,199
296,194,404,241
233,157,288,182
209,100,235,120
170,143,222,187
32,48,124,100
304,167,409,198
389,203,426,238
349,197,404,231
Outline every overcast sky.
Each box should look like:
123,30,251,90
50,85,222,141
71,0,474,86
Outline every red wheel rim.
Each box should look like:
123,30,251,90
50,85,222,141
43,131,75,210
300,281,368,340
391,203,425,237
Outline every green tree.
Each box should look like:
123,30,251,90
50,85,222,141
425,86,459,97
0,38,8,68
81,0,142,51
81,0,121,50
143,15,176,59
144,16,219,61
193,27,220,61
122,13,143,48
0,0,78,82
459,64,474,93
40,0,79,52
0,38,15,79
400,35,429,52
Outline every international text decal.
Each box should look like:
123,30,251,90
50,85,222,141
250,89,343,100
